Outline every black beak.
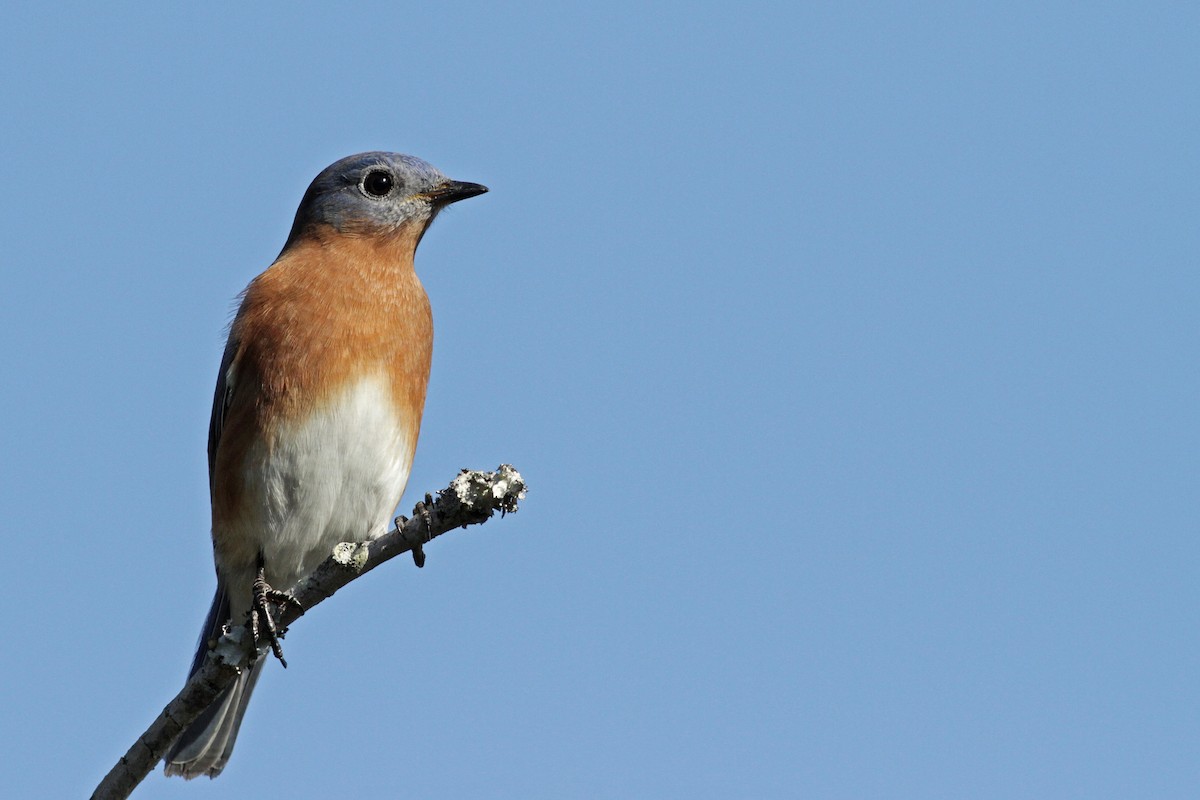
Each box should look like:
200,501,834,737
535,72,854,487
425,180,489,206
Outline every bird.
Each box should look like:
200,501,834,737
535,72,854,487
163,152,487,779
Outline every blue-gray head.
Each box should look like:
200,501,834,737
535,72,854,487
283,152,487,249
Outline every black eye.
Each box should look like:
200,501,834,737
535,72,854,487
362,170,394,197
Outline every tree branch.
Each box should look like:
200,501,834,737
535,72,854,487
91,465,526,800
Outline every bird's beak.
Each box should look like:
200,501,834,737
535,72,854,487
424,180,489,206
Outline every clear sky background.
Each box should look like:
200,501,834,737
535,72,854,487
2,3,1196,798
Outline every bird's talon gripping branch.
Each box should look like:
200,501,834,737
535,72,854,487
420,494,434,537
409,496,435,568
396,514,426,567
250,564,303,668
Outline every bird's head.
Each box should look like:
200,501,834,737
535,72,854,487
282,152,487,250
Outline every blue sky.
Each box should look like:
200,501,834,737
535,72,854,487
2,3,1197,798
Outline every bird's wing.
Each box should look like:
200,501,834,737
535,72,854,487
207,333,240,491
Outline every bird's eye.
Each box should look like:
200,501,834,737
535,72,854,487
362,170,394,197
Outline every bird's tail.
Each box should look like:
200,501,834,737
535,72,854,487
164,584,265,779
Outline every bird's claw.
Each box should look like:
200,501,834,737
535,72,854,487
250,564,304,668
397,514,425,567
408,495,435,568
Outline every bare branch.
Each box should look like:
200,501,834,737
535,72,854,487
91,465,526,800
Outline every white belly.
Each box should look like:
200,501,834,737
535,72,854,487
232,373,414,592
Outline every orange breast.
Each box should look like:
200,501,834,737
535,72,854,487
210,222,433,526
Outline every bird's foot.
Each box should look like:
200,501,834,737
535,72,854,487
250,564,304,668
399,494,436,568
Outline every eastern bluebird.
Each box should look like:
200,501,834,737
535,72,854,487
164,152,487,779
